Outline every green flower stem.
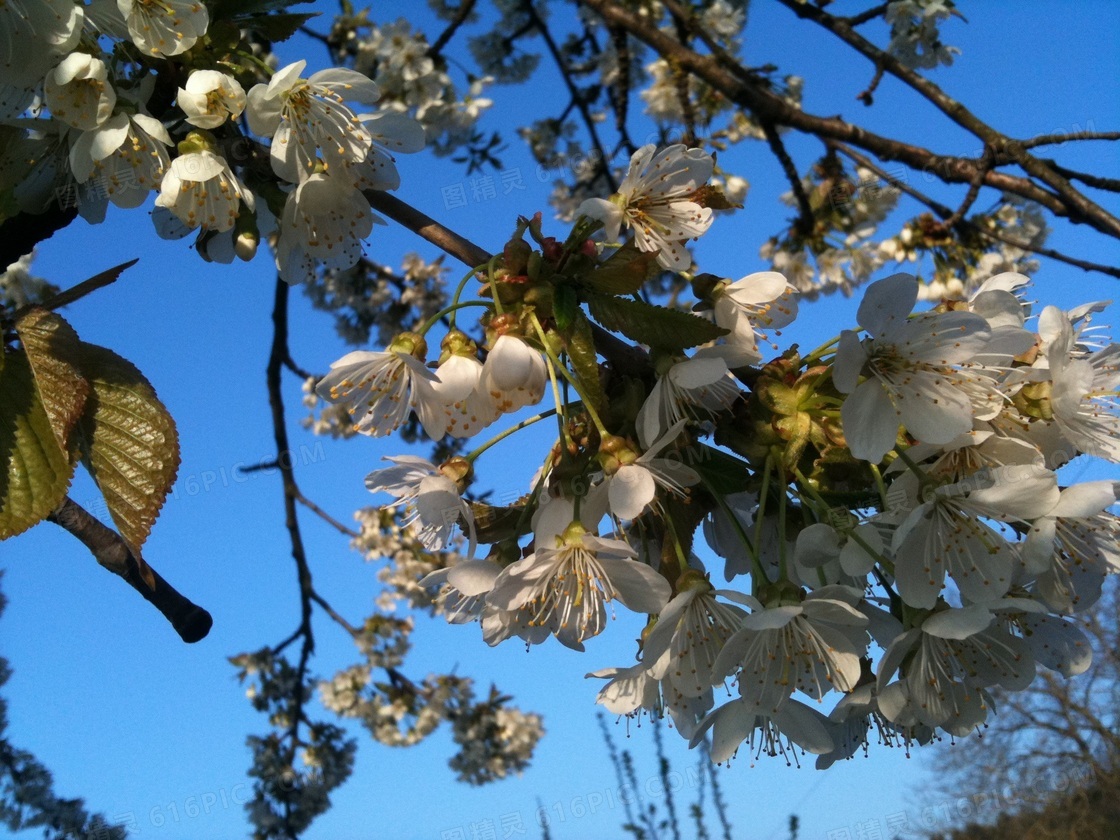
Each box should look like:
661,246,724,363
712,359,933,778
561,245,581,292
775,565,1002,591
447,264,487,329
515,454,555,535
486,256,505,316
893,446,935,492
529,312,609,437
777,473,789,582
803,334,843,366
753,453,773,580
465,409,558,463
700,474,770,585
417,300,491,337
870,463,890,509
528,314,573,448
662,510,691,576
792,466,896,577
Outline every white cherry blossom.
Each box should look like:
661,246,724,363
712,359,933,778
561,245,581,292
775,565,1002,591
712,585,869,714
156,150,253,233
577,144,714,270
890,466,1059,609
69,111,171,209
246,60,382,183
712,271,799,362
877,604,1034,735
365,456,475,554
275,173,380,285
315,335,445,438
479,334,547,415
642,572,747,698
486,523,670,651
635,352,741,446
604,421,700,521
833,273,997,463
118,0,209,57
177,70,247,129
44,53,116,131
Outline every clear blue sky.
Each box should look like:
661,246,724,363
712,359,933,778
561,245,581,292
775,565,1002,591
3,2,1119,839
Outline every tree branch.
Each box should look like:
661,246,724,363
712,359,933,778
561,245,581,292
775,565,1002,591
579,0,1120,240
46,497,212,643
774,0,1120,238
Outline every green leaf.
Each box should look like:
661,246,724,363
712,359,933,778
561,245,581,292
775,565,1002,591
471,501,526,544
237,11,318,42
0,350,74,539
213,0,314,16
14,308,90,454
585,293,728,351
580,243,657,296
74,343,180,553
553,283,578,334
564,310,603,414
691,445,754,496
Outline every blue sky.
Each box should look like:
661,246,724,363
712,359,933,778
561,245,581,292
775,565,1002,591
3,2,1119,839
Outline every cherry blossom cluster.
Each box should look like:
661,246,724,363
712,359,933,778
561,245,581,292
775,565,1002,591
320,141,1120,767
0,0,433,284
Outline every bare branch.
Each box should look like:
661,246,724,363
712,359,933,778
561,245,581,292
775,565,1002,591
831,143,1120,279
46,496,212,643
577,0,1093,231
427,0,478,59
774,0,1120,238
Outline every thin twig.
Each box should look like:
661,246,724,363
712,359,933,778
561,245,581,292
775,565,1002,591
265,277,317,831
761,121,813,236
522,0,619,193
427,0,478,59
1022,130,1120,149
296,491,360,538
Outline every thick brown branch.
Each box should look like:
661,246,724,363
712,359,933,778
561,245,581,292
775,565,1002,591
774,0,1120,238
832,143,1120,279
577,0,1081,228
46,496,212,643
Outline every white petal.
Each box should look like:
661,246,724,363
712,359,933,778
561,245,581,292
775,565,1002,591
841,378,900,463
857,273,917,336
921,605,993,640
609,466,656,520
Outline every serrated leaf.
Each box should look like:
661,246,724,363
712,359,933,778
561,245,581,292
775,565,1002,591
0,350,75,539
580,243,657,296
585,292,728,351
692,445,754,496
75,343,180,554
470,501,526,544
15,307,89,454
237,11,319,42
213,0,313,15
564,310,603,414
